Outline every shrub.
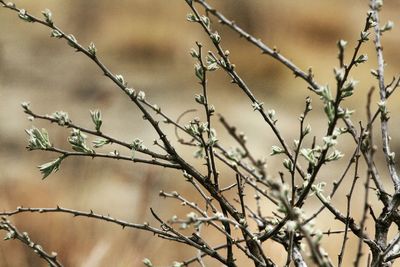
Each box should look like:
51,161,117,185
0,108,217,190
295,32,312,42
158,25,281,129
1,0,400,266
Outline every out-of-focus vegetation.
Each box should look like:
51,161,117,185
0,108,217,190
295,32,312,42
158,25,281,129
0,1,400,266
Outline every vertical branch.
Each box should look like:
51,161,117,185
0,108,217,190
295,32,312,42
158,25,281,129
218,114,267,179
193,42,236,266
370,0,400,193
370,2,400,264
195,225,207,267
354,171,371,267
285,231,295,267
290,97,312,205
338,130,362,267
195,42,220,187
236,174,247,218
354,88,376,267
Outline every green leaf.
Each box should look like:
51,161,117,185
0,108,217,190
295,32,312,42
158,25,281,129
325,150,344,162
67,34,78,48
115,74,125,85
194,63,204,81
51,111,70,126
131,138,146,151
21,101,31,111
90,109,102,132
200,15,210,29
354,54,368,65
194,94,206,105
184,122,200,136
189,48,199,58
194,147,204,159
172,261,184,267
300,148,318,166
381,20,394,32
137,91,146,101
207,128,218,146
252,101,264,111
18,9,34,22
41,9,53,25
283,158,294,171
3,230,15,241
360,31,370,42
26,127,52,150
270,145,284,156
333,67,345,82
322,135,337,148
68,129,94,154
92,138,110,148
50,29,63,38
315,85,332,102
38,157,64,179
207,62,219,71
267,109,276,123
324,101,335,123
226,148,243,162
186,13,197,22
303,124,311,135
88,42,97,56
310,182,327,196
210,31,221,44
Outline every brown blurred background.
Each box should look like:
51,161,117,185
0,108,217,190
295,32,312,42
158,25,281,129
1,0,400,266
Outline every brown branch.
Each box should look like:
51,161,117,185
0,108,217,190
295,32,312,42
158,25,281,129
0,217,63,267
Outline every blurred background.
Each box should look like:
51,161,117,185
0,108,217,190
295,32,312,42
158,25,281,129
1,0,400,266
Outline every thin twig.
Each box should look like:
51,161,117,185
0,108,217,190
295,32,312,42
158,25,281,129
338,130,362,267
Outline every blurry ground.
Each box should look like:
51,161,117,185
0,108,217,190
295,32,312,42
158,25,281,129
1,0,400,266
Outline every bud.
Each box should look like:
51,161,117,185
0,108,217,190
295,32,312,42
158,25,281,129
355,54,368,65
337,39,347,49
270,146,284,156
88,42,97,56
186,13,197,22
210,32,221,44
137,91,146,101
50,29,63,38
41,9,52,25
18,9,33,23
189,48,198,58
381,21,394,32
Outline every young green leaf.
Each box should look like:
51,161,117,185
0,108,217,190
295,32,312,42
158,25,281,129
51,111,70,126
90,109,102,132
26,127,52,150
92,138,110,148
38,157,64,179
41,8,52,25
68,129,94,154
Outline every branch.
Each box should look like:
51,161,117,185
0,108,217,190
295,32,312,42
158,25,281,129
370,0,400,193
149,208,233,266
193,0,321,91
186,0,307,185
23,107,172,161
0,206,178,239
314,191,378,252
0,217,63,267
338,135,362,267
43,147,182,170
